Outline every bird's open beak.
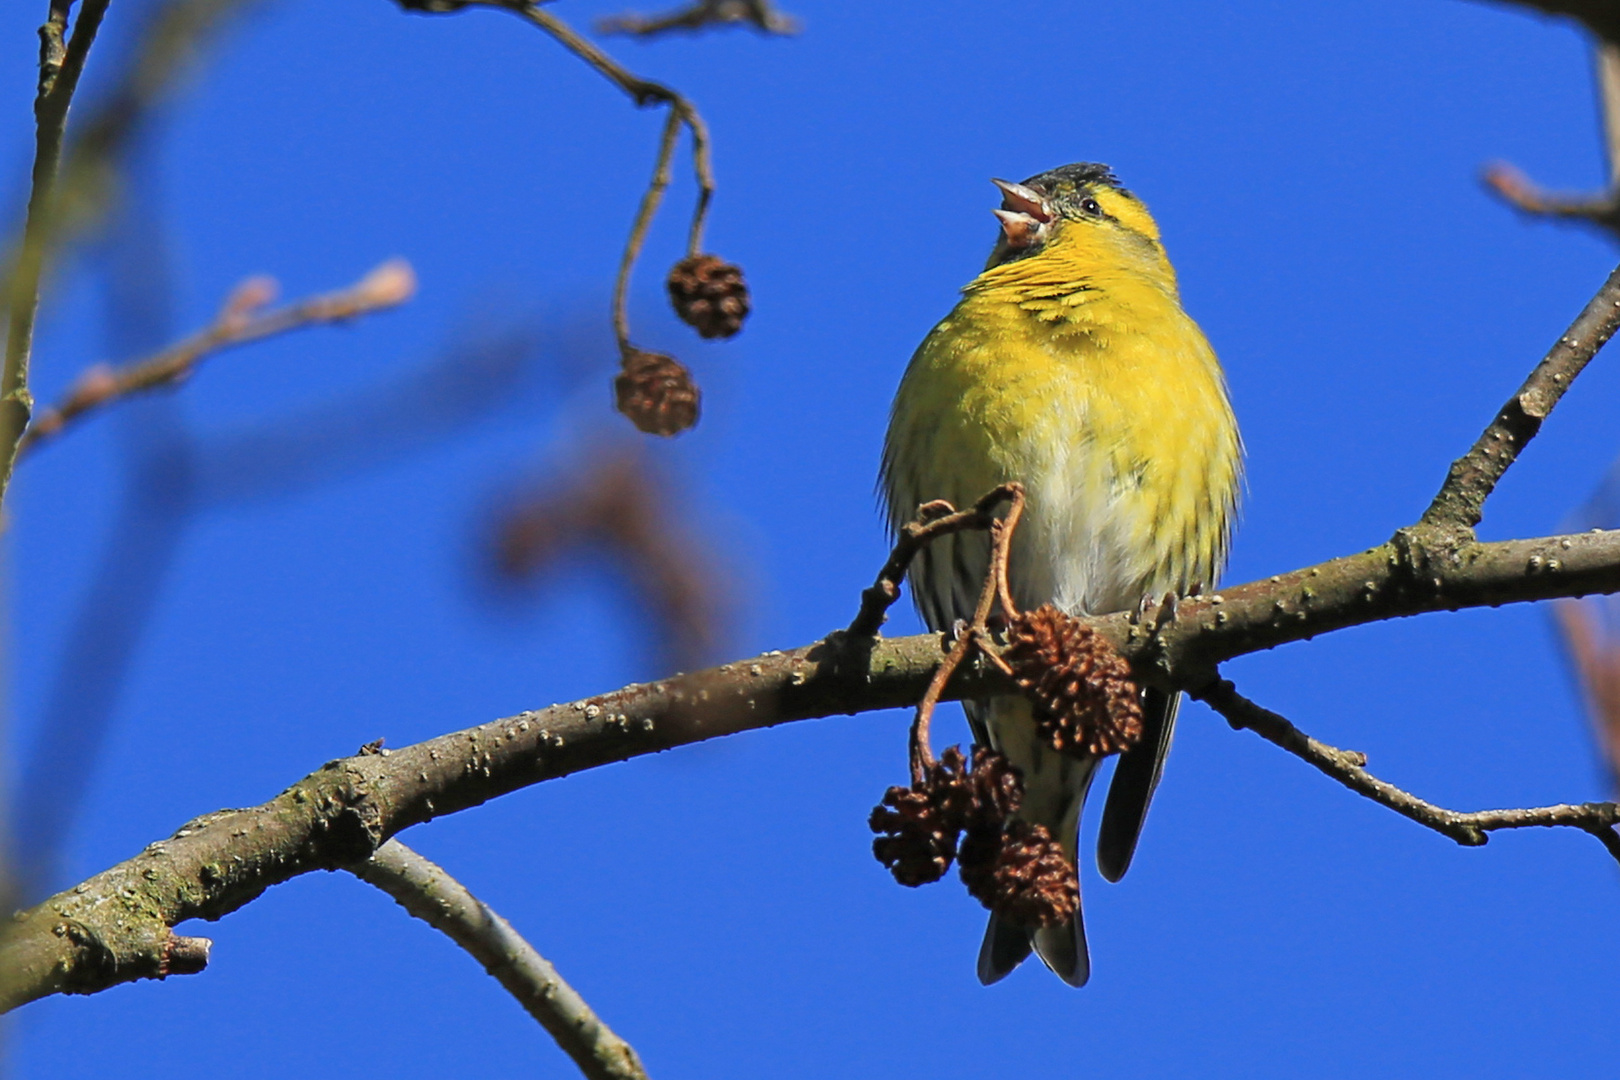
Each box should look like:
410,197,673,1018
991,178,1053,250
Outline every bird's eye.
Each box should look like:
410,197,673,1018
1080,197,1102,216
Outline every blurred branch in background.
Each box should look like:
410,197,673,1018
18,259,417,459
352,839,650,1080
1482,35,1620,238
3,0,260,502
1553,458,1620,789
3,0,112,505
490,447,727,675
1474,0,1620,43
596,0,799,38
9,316,549,899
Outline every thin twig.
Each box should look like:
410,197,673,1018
17,259,417,458
1420,261,1620,531
1482,161,1620,235
1195,678,1620,864
352,840,650,1080
597,0,799,38
613,109,682,353
847,483,1020,637
2,0,113,504
393,0,718,359
906,484,1024,783
1480,40,1620,238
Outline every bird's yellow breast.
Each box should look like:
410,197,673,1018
883,225,1241,619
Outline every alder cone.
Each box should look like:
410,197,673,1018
614,349,699,436
1003,604,1143,757
667,254,750,339
869,783,957,887
972,819,1075,932
868,746,1025,887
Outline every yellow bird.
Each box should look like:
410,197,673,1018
880,163,1242,986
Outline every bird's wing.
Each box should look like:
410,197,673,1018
1095,685,1180,882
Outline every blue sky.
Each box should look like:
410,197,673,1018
5,1,1620,1077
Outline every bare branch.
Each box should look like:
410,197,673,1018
1468,0,1620,45
18,259,416,458
1481,161,1620,236
614,109,683,353
597,0,799,38
1480,41,1620,238
846,483,1020,637
5,515,1620,1011
1195,678,1620,862
393,0,717,354
1420,262,1620,531
2,0,113,503
352,840,650,1080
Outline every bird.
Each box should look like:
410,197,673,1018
880,162,1242,986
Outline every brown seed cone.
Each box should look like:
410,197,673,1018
959,819,1078,929
667,254,751,339
963,746,1022,831
614,349,700,436
1003,603,1144,757
870,784,957,887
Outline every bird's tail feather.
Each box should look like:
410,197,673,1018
967,695,1096,986
1096,687,1180,883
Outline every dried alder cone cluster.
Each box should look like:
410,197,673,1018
870,746,1079,927
614,254,750,437
867,491,1143,928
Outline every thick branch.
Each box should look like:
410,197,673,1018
352,841,649,1080
4,521,1620,1011
1195,679,1620,862
1421,262,1620,531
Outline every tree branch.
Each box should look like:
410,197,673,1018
1194,678,1620,862
8,156,1620,1017
17,259,416,458
3,0,113,505
597,0,799,38
1480,40,1620,238
1421,262,1620,531
4,518,1620,1011
1469,0,1620,45
351,840,649,1080
392,0,717,357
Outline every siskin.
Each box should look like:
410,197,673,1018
881,163,1242,986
